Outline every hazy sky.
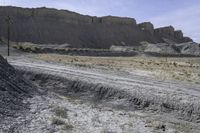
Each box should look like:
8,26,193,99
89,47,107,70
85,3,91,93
1,0,200,42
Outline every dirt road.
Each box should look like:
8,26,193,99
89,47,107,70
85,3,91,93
9,58,200,115
1,42,200,133
9,59,200,99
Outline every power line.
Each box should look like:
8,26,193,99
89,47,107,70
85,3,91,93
5,16,11,56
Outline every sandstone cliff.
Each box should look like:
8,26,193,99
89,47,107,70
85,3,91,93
0,6,193,48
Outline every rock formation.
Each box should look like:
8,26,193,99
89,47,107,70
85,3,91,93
138,22,154,35
154,26,175,38
174,30,183,40
154,26,193,43
143,41,200,56
0,6,193,49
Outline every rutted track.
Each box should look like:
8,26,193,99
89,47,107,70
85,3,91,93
9,60,200,123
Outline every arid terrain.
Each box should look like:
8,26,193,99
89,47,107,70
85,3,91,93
35,54,200,84
1,44,200,133
0,5,200,133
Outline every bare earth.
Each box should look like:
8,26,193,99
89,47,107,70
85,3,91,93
1,46,200,133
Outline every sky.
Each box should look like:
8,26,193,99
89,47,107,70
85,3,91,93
1,0,200,42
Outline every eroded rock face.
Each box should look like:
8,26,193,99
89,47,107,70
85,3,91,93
101,16,136,25
155,26,175,39
154,26,193,43
175,42,200,55
174,30,183,40
182,37,193,42
143,41,200,56
138,22,154,35
0,6,194,48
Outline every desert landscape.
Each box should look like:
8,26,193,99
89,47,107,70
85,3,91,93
0,2,200,133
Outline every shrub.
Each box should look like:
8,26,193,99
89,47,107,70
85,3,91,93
53,107,68,118
62,124,74,131
51,117,65,125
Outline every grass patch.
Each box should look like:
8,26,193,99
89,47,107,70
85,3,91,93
174,122,194,133
62,123,74,131
145,120,166,131
53,107,68,118
51,117,65,125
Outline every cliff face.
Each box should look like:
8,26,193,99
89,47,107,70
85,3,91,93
154,26,193,43
0,6,193,48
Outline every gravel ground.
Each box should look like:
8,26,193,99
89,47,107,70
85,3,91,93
5,90,194,133
3,55,200,132
1,45,200,132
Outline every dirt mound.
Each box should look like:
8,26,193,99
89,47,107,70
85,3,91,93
144,43,178,54
0,55,34,118
143,41,200,56
175,42,200,55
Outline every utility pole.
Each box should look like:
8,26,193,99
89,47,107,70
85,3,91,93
5,16,11,56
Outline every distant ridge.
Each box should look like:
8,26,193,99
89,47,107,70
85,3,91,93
0,6,193,48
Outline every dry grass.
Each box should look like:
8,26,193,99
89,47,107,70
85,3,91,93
51,117,65,125
51,117,74,131
145,120,166,131
53,107,68,118
12,42,40,52
35,54,200,84
12,42,110,53
62,123,74,131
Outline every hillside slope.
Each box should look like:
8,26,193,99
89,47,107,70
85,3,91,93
0,6,193,48
0,55,34,118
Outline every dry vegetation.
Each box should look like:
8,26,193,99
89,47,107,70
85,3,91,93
35,54,200,84
12,42,40,52
12,42,111,53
